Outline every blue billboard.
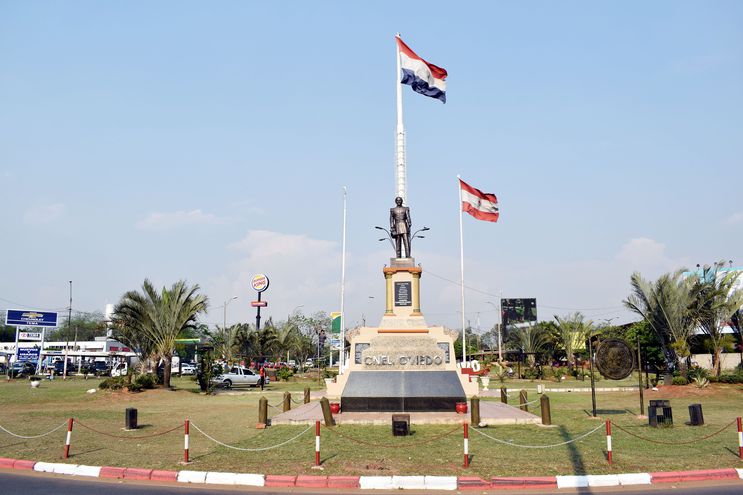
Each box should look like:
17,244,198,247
17,347,41,362
5,309,58,327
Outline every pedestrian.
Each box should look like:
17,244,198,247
259,365,265,391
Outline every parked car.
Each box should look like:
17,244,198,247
53,360,73,376
211,366,267,389
111,362,128,377
9,361,36,378
180,363,197,376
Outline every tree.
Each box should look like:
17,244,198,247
52,312,107,342
208,324,240,364
113,279,208,388
624,270,696,375
509,323,551,366
690,266,743,377
273,320,301,362
553,312,594,369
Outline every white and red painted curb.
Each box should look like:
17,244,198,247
0,457,742,490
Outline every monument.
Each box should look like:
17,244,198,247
326,199,478,412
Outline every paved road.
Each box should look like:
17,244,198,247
1,470,742,494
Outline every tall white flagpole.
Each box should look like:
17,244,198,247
395,33,406,203
457,175,466,364
339,186,348,374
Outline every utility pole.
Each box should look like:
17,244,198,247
64,281,72,380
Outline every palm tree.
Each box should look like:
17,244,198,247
690,266,743,377
274,321,301,363
509,323,550,366
624,270,696,375
553,312,594,370
209,324,240,364
113,279,208,388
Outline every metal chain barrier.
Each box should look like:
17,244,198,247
322,424,462,448
190,422,312,452
471,422,605,449
610,419,737,446
74,419,183,439
0,421,68,439
511,397,542,407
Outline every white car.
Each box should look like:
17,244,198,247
211,366,266,389
180,363,197,375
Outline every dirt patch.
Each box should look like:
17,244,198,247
646,384,739,399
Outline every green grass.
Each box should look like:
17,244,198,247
0,375,741,477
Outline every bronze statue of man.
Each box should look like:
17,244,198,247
390,196,412,258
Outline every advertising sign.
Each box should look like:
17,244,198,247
17,347,40,362
5,309,58,327
250,274,270,292
501,298,537,329
330,312,341,333
19,331,43,341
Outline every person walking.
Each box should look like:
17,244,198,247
259,365,265,391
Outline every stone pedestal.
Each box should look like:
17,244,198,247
326,261,478,409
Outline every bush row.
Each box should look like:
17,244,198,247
99,373,158,392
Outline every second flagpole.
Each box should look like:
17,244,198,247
457,175,466,364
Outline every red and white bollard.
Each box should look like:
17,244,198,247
315,420,321,466
606,420,613,465
737,417,742,460
63,418,74,459
463,422,469,468
184,419,190,463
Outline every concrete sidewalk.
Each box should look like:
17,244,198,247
270,400,540,425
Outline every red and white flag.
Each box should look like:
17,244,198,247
459,178,499,222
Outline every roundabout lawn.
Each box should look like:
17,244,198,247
0,375,740,477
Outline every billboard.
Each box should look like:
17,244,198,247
5,309,58,327
501,299,537,329
17,347,41,362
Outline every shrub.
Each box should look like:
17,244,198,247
686,366,708,381
522,367,539,380
321,368,337,379
277,367,294,381
99,376,126,390
134,373,157,389
711,373,743,384
127,382,143,392
671,376,689,386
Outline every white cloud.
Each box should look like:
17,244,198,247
23,203,66,224
136,209,224,231
724,212,743,225
206,230,342,326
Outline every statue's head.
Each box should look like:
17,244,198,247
395,196,403,206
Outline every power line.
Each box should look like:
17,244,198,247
423,270,625,312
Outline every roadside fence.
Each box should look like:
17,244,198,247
3,414,741,469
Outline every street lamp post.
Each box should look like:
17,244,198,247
485,301,502,362
223,296,238,331
287,305,304,363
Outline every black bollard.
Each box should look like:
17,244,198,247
125,408,137,430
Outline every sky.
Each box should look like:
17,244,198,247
1,1,741,333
